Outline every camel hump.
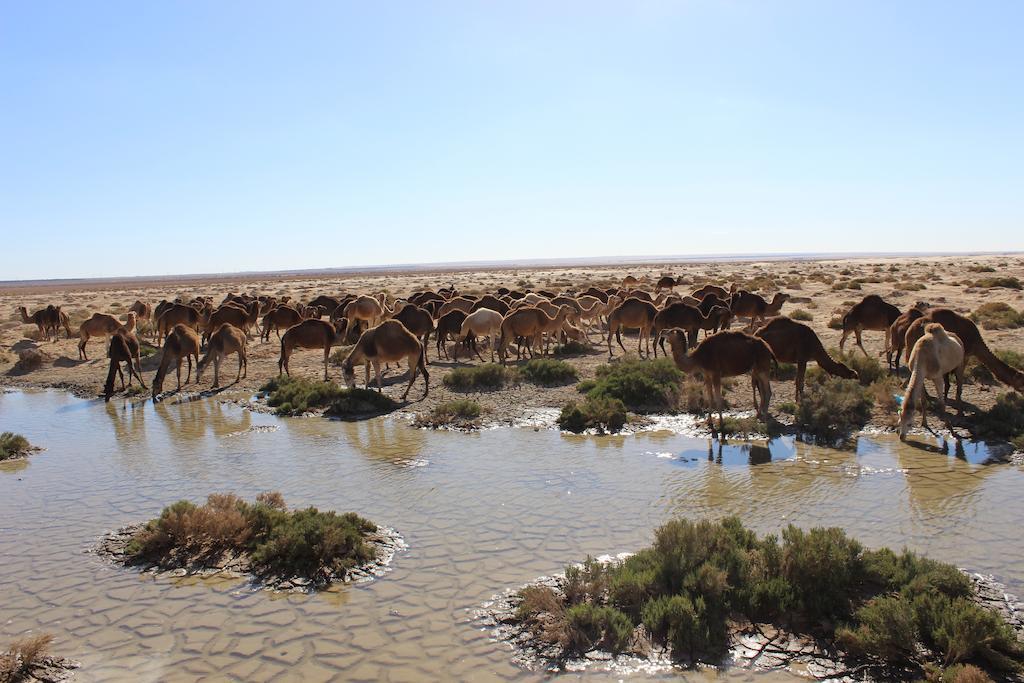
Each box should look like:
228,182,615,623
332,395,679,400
924,322,945,335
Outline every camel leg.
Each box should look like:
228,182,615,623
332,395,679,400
238,352,246,381
606,329,614,358
364,362,371,389
473,336,485,363
703,376,716,431
796,362,807,403
758,374,772,420
373,361,383,392
323,345,330,381
855,328,869,358
490,334,496,363
714,379,725,435
117,363,126,390
402,353,418,400
175,359,182,392
213,353,221,388
186,355,193,384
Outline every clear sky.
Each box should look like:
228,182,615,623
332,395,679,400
2,1,1021,280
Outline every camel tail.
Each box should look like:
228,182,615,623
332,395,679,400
973,339,1024,390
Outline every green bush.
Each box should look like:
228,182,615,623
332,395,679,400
260,376,346,415
834,348,886,385
970,303,1024,330
972,392,1024,441
558,396,628,434
974,277,1022,290
324,388,398,416
125,493,378,584
430,399,481,420
0,432,31,461
442,363,517,391
510,517,1023,675
789,309,814,321
519,358,579,386
585,357,682,411
796,378,873,441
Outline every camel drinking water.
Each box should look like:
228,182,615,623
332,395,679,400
152,324,201,398
340,320,429,400
102,330,147,401
899,323,965,440
754,316,858,402
197,323,248,389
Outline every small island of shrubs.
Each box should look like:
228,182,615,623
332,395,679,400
260,376,398,417
0,633,78,683
96,492,403,591
493,517,1023,680
0,432,36,461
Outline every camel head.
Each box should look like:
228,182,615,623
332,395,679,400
663,328,689,355
340,357,357,388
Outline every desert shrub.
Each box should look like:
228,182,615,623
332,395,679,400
789,309,813,321
553,340,589,356
967,350,1024,383
138,342,159,358
778,401,797,415
520,358,579,386
940,664,996,682
772,362,797,380
431,399,481,420
781,525,864,621
260,376,346,415
0,633,53,683
718,416,777,437
0,432,31,461
677,376,711,413
565,603,633,655
796,378,873,441
837,596,918,662
124,492,378,583
970,303,1024,330
443,363,517,391
329,346,355,365
558,396,628,434
12,348,46,373
827,316,844,330
972,392,1024,442
974,277,1022,290
324,388,398,416
968,265,996,273
834,349,885,385
585,358,682,411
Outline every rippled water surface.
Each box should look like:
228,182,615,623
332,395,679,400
2,390,1023,682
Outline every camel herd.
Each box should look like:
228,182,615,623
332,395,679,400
15,274,1024,438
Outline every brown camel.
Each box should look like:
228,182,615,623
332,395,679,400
730,292,790,330
155,303,204,346
435,310,469,360
665,329,776,432
203,305,250,343
197,323,248,388
621,275,639,288
278,319,347,380
129,300,152,336
904,308,1024,397
57,309,73,339
886,306,926,373
152,324,201,398
344,295,387,333
341,320,429,400
839,294,901,357
652,303,708,355
78,312,137,360
497,306,571,363
262,304,307,342
103,330,147,401
692,283,734,301
394,304,435,362
754,317,858,401
606,298,657,358
18,305,60,342
656,275,676,291
471,295,510,316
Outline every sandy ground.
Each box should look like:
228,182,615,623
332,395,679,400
2,254,1022,432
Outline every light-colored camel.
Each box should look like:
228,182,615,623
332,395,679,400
606,298,657,358
839,294,901,357
197,323,248,388
344,295,386,333
278,319,347,380
903,309,1024,396
262,305,307,342
754,317,858,401
899,323,965,440
665,329,775,432
730,292,790,331
103,330,146,401
155,304,204,346
497,306,570,363
456,308,503,362
18,305,60,342
341,320,429,400
79,312,136,360
152,324,201,398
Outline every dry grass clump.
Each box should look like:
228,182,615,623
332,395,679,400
12,349,48,373
0,633,53,683
789,309,814,321
974,276,1022,290
125,492,378,584
970,303,1024,330
415,399,483,428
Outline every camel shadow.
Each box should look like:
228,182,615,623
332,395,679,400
11,339,38,353
52,356,87,368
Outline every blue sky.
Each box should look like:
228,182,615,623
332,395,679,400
2,1,1021,280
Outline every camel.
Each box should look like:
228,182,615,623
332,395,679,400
344,295,386,334
497,306,570,363
393,304,435,362
471,295,510,316
456,308,503,362
692,283,733,301
652,303,708,354
699,305,733,338
434,310,470,360
899,323,965,440
839,294,901,357
730,292,791,331
78,312,136,360
152,324,201,398
57,309,73,339
754,317,858,401
606,298,657,358
155,303,204,346
197,323,248,388
278,319,347,380
18,305,60,342
203,305,250,343
903,308,1024,396
102,330,146,401
621,275,639,288
129,300,152,336
886,306,926,373
261,305,306,342
656,276,676,291
341,320,429,400
664,329,775,432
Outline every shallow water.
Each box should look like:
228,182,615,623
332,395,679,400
2,390,1023,682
